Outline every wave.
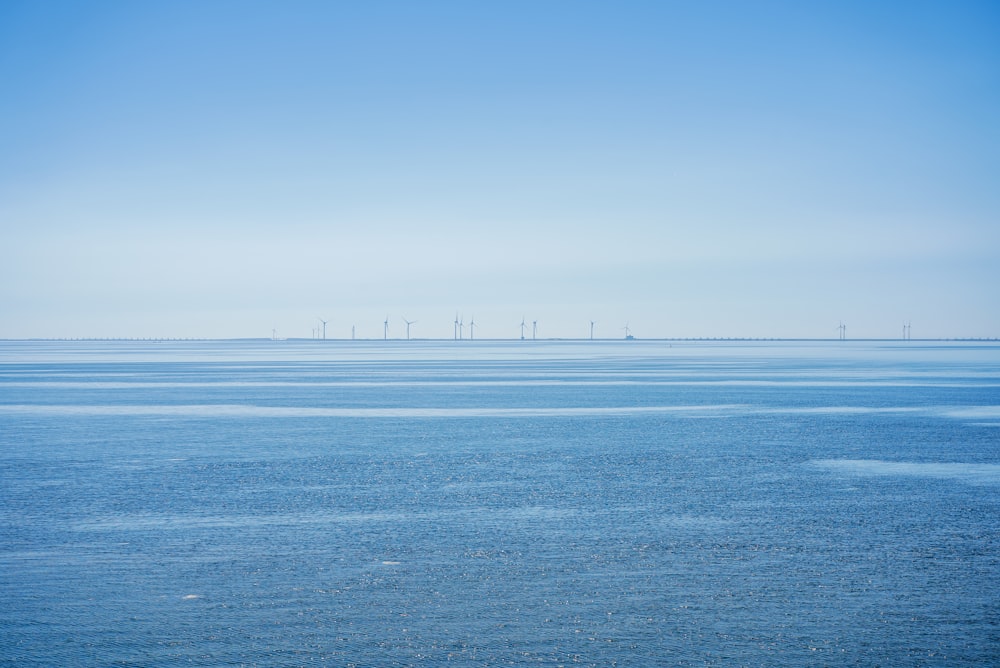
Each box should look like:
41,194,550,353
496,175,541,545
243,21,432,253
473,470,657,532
810,459,1000,485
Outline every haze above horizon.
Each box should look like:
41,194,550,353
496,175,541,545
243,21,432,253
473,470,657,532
2,1,998,340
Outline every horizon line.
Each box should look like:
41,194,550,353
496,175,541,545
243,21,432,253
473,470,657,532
3,337,999,343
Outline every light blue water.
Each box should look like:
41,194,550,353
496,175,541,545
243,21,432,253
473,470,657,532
1,339,998,666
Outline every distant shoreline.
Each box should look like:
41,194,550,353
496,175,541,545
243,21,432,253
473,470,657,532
3,338,999,343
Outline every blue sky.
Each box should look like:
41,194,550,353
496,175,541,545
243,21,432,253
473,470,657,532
1,1,997,339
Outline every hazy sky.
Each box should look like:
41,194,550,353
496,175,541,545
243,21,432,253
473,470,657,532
2,1,998,339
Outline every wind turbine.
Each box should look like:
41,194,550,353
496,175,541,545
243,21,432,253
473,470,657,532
384,316,389,340
459,316,464,340
520,318,526,340
532,320,537,340
469,316,476,340
454,313,460,340
318,317,328,340
623,322,632,339
590,320,596,340
403,318,416,340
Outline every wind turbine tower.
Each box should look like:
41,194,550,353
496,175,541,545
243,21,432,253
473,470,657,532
469,316,476,340
520,318,526,340
384,316,389,340
403,318,415,340
532,320,537,340
590,320,595,340
454,314,460,340
318,317,328,340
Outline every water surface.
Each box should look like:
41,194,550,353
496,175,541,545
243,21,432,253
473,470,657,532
2,340,998,665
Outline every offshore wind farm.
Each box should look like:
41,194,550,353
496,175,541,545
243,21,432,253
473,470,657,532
15,317,999,343
278,314,960,342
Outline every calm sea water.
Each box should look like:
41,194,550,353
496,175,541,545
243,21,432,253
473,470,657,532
1,339,998,666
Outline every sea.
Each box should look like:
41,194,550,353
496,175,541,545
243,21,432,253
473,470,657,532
1,339,998,666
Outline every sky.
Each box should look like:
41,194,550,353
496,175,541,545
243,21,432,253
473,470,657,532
1,1,998,340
